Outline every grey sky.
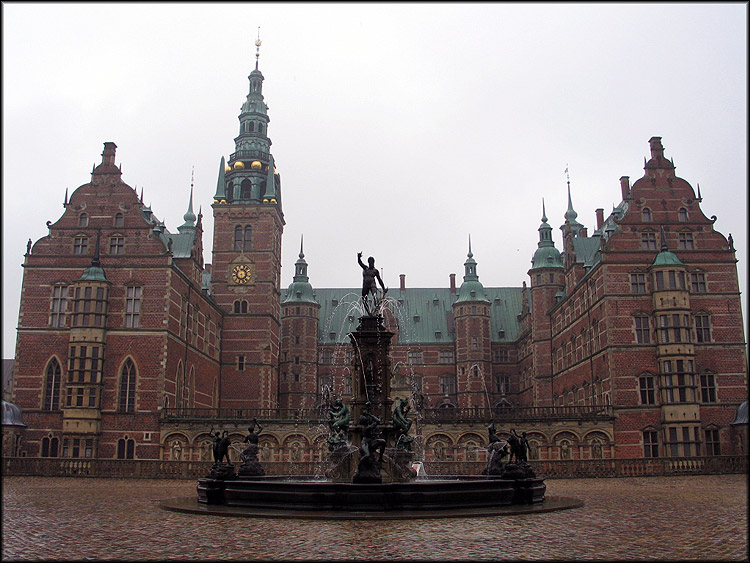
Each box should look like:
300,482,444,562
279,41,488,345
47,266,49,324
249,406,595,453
3,3,747,359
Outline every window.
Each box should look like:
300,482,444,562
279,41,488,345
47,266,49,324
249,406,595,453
50,285,68,327
321,349,334,364
234,225,252,252
408,350,423,365
678,232,694,250
678,207,689,222
43,359,62,410
704,429,720,456
630,273,647,294
41,436,59,457
641,232,657,250
643,431,659,458
690,272,706,293
665,426,700,457
73,236,89,255
495,349,509,363
439,374,456,395
495,374,510,394
119,359,136,412
700,373,717,403
439,350,454,364
114,212,124,227
237,355,246,371
109,236,124,255
233,300,248,314
695,314,710,342
642,208,652,222
79,213,89,227
125,286,142,328
635,315,651,344
117,437,135,459
639,375,656,405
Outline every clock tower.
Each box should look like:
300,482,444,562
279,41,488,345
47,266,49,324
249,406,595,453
211,36,284,409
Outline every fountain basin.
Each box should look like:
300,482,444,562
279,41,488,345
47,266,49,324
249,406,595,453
197,474,545,512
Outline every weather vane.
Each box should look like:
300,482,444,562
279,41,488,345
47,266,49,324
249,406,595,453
565,163,570,188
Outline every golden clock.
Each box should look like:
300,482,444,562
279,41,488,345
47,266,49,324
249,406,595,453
231,264,253,284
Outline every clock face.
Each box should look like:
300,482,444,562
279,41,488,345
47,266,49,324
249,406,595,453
231,264,253,285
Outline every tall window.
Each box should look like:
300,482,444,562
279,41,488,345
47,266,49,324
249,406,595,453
643,430,659,458
641,232,657,250
50,285,68,327
117,437,135,459
78,213,89,227
678,232,694,250
237,355,246,371
43,359,62,410
125,286,142,328
41,436,59,457
73,236,89,255
695,314,711,342
639,374,656,405
690,272,706,293
678,207,689,222
634,315,650,344
630,273,647,293
114,212,124,227
234,225,252,252
704,429,721,456
641,208,652,222
700,373,717,403
109,236,124,255
119,359,137,412
495,374,510,394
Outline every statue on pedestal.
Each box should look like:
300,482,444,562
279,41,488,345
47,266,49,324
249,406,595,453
358,252,387,315
392,397,414,451
238,419,265,476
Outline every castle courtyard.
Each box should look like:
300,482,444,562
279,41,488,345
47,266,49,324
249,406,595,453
2,474,746,561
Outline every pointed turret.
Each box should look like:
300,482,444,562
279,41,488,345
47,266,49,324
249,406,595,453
78,230,108,282
213,156,227,203
652,225,684,267
283,235,316,304
531,199,564,270
561,171,584,237
455,236,489,303
178,177,197,233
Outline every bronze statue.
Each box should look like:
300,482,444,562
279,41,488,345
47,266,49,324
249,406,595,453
238,419,265,476
210,428,231,464
392,397,414,451
353,402,387,483
358,252,387,314
327,398,351,451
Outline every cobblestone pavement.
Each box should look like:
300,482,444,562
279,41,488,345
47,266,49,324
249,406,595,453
2,474,747,561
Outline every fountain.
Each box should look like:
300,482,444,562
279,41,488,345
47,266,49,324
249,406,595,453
163,253,581,518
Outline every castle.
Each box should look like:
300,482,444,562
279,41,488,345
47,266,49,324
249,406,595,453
6,51,747,467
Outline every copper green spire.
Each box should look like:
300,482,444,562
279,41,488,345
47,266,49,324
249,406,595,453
561,165,584,236
181,170,196,227
531,198,563,270
455,235,489,303
283,235,316,304
214,156,227,202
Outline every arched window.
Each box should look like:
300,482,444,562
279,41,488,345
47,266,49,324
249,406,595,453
119,358,136,412
79,213,89,227
41,435,59,457
678,207,689,222
240,179,253,199
117,436,135,459
641,207,652,222
44,358,62,410
114,212,124,227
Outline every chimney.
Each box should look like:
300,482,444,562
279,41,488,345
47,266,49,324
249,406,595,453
620,176,630,200
580,227,588,238
449,273,456,293
399,274,406,291
649,136,664,161
102,142,117,166
596,208,605,230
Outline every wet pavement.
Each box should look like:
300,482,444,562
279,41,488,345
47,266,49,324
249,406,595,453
2,474,747,561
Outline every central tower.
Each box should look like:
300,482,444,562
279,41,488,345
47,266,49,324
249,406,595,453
211,36,284,409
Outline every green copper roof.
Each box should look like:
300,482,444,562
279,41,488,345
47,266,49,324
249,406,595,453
285,286,524,345
652,249,684,266
77,266,108,282
531,200,563,270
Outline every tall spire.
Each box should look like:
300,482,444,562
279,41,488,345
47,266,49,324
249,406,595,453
255,27,261,70
455,235,489,303
179,171,197,233
561,165,584,236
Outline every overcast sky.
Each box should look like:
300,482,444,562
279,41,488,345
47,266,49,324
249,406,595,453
3,3,747,359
